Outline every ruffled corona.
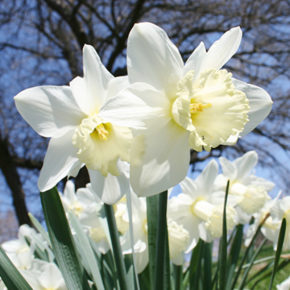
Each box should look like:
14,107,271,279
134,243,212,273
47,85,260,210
172,69,250,151
72,113,133,176
168,219,190,265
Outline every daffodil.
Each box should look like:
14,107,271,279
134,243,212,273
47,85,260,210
15,45,136,204
115,192,149,273
22,260,66,290
60,180,110,254
269,196,290,251
108,22,272,196
216,151,274,223
168,160,237,250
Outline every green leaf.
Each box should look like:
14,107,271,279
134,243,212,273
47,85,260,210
173,265,182,290
0,246,32,290
226,224,244,289
269,218,286,290
40,188,90,290
231,212,270,289
68,212,105,290
104,203,129,290
146,194,159,289
189,239,204,289
238,239,267,289
203,242,212,290
218,180,230,290
153,191,169,290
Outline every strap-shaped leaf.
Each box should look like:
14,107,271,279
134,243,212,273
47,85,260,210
269,218,286,290
0,246,32,290
40,188,90,290
68,212,105,290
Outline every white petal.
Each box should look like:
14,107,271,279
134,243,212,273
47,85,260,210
233,79,273,135
89,161,130,204
107,76,129,99
183,42,207,77
130,121,190,196
75,45,113,114
180,177,198,197
234,151,258,180
99,82,170,129
38,130,80,191
14,86,84,138
219,157,237,180
127,22,183,94
201,27,242,71
195,160,218,194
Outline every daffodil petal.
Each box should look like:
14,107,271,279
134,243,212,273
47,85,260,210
184,42,207,77
38,130,81,191
127,22,183,94
234,150,258,180
219,157,237,180
14,86,84,138
107,76,129,99
179,178,198,198
195,160,218,193
201,27,242,71
89,161,130,204
77,45,113,114
233,79,273,135
99,82,170,129
130,121,190,196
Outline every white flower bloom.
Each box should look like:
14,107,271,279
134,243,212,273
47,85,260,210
14,45,136,204
1,238,34,271
167,219,190,265
115,192,148,273
245,193,281,246
277,276,290,290
60,180,110,254
216,151,274,223
270,196,290,251
106,22,272,196
168,160,237,249
22,260,66,290
61,180,102,219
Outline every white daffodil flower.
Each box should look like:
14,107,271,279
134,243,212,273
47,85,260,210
168,160,237,250
60,180,110,254
167,219,190,265
115,193,148,273
1,236,34,271
270,196,290,251
22,260,66,290
216,151,274,223
105,22,272,196
14,45,138,204
245,192,281,247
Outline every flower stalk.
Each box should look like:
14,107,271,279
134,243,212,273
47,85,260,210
104,203,128,290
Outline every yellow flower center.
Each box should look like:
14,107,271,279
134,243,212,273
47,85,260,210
171,69,249,151
72,113,132,176
91,123,110,141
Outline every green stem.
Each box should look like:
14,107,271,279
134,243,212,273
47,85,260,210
104,204,128,290
146,195,159,289
173,265,182,290
154,191,168,290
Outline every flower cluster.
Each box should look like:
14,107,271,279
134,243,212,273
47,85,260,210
1,225,66,290
8,21,289,289
14,22,272,203
1,151,289,289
